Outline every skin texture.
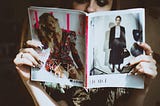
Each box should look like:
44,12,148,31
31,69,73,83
14,0,157,105
72,0,113,12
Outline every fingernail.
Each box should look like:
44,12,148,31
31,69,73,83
39,44,44,49
38,60,44,64
38,45,44,50
126,63,130,65
36,64,42,68
41,61,44,64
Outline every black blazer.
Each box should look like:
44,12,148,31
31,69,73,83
109,26,126,49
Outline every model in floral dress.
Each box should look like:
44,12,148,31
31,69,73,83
36,13,84,80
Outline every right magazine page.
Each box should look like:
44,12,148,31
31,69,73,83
86,8,145,89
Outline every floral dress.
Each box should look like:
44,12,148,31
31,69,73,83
44,29,84,73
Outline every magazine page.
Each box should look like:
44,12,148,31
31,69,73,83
28,6,87,87
86,8,145,89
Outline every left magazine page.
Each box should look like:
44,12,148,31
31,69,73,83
28,6,86,87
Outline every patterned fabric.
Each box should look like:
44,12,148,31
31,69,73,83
41,82,130,106
44,29,84,72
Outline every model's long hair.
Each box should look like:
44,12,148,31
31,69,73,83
38,13,61,36
35,13,62,49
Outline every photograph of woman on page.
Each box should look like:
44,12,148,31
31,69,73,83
34,13,84,80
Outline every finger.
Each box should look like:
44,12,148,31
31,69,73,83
130,63,141,75
141,62,157,79
15,52,42,67
14,55,35,67
132,62,157,79
20,48,42,62
135,68,144,76
138,42,153,55
130,55,156,65
26,40,43,49
133,63,144,75
21,53,42,67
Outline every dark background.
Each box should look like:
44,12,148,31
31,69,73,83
0,0,159,106
0,0,62,106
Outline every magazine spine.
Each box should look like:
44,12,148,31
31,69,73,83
84,16,89,88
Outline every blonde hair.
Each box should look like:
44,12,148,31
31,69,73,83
39,13,62,36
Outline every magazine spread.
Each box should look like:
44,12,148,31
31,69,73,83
28,6,145,89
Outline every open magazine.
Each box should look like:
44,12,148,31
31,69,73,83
28,6,145,89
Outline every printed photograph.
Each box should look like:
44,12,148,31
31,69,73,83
87,9,145,88
88,10,144,75
28,7,86,86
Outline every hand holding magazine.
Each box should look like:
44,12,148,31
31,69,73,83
28,6,145,89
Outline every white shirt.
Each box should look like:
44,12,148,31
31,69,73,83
115,26,120,38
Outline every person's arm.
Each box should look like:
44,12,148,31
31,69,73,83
14,40,59,106
20,77,59,106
